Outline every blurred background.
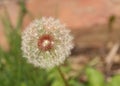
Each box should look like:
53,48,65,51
0,0,120,86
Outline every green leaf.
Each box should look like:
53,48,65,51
85,67,105,86
107,75,120,86
0,17,12,37
21,82,27,86
69,79,85,86
16,0,27,29
51,80,64,86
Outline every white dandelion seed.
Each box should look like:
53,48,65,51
21,17,74,69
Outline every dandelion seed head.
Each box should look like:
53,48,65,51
21,17,74,69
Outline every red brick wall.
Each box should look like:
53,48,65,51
0,0,120,49
26,0,120,28
0,0,120,29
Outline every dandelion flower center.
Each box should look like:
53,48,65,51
38,34,54,51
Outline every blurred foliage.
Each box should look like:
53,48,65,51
107,75,120,86
0,1,120,86
85,67,105,86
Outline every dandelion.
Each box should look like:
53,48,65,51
21,17,74,69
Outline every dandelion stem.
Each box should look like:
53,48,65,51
57,66,69,86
